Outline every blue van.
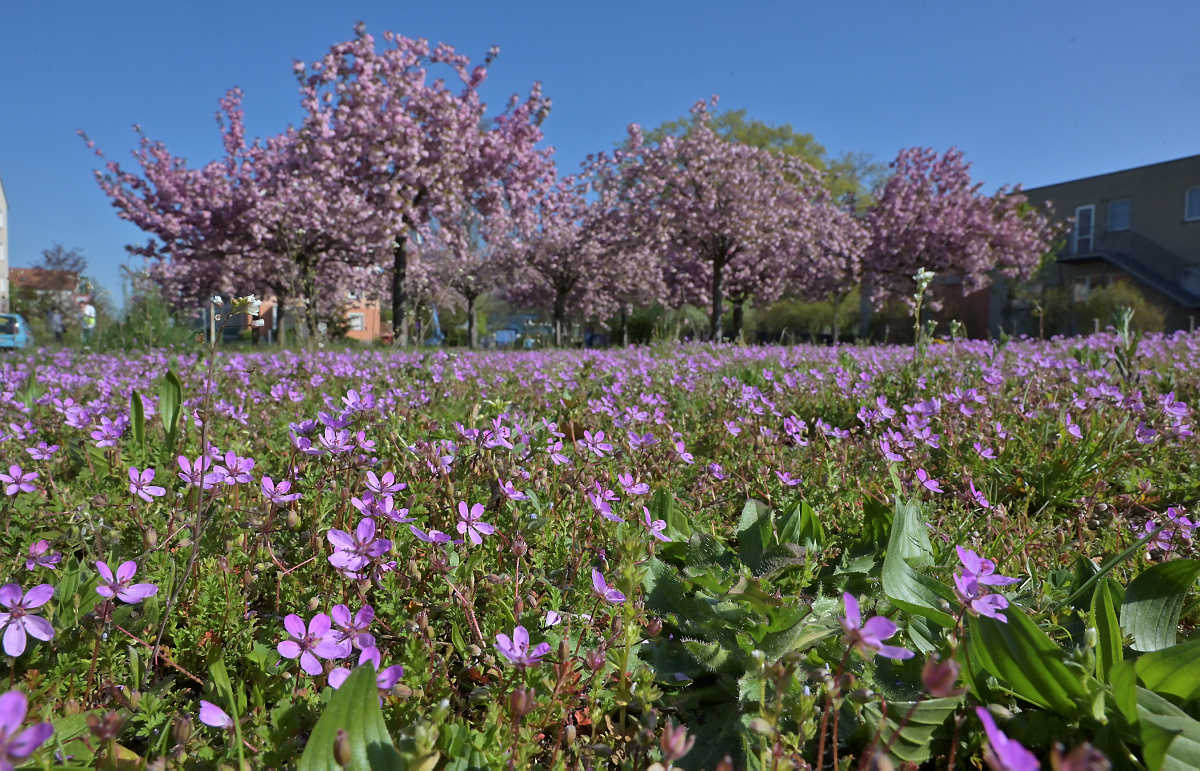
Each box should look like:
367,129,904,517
0,314,33,350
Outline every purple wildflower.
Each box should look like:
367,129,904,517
176,455,216,489
579,430,613,458
24,443,58,461
365,470,405,496
642,507,671,542
95,561,159,603
591,569,626,605
24,542,60,571
277,613,345,676
494,625,550,668
0,690,53,765
456,502,495,545
128,467,166,502
915,468,943,493
261,476,301,505
327,519,392,574
0,466,37,496
953,572,1010,622
976,707,1039,771
499,480,527,501
617,473,649,496
0,584,55,656
330,604,375,651
198,700,233,729
839,593,913,660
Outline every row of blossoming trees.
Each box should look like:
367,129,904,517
87,24,1061,346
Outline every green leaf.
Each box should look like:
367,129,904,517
1109,659,1138,725
736,499,774,573
1091,577,1124,682
862,696,963,765
1138,710,1200,771
1137,639,1200,702
158,369,183,456
967,606,1090,717
881,497,955,628
1121,559,1200,652
777,500,824,549
130,389,145,449
298,666,402,771
651,487,691,543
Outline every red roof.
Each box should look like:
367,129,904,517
10,268,78,292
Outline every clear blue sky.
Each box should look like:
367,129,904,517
2,1,1197,303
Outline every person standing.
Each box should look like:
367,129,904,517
47,308,64,343
78,299,96,346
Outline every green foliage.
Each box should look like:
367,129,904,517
1120,559,1200,652
299,667,401,771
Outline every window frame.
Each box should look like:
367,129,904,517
1074,204,1096,254
1186,187,1200,222
1107,198,1131,232
346,312,367,331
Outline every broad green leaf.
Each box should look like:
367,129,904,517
130,389,145,449
1138,710,1200,771
298,666,401,771
881,497,955,627
777,500,824,549
862,696,962,764
158,369,183,456
1137,639,1200,702
967,606,1089,717
1121,559,1200,652
1091,578,1123,682
651,487,691,543
1109,659,1139,726
736,499,773,573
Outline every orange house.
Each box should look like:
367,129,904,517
249,295,383,342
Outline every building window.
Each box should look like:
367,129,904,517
347,313,366,331
1074,205,1095,254
1108,198,1131,232
1187,187,1200,221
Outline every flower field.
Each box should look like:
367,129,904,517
1,329,1199,769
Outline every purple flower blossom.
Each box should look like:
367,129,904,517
494,625,550,668
128,467,166,502
176,455,216,489
24,542,60,571
642,507,671,542
261,476,301,505
839,593,913,660
277,613,346,676
708,463,727,481
956,547,1020,587
579,430,613,458
212,452,255,485
365,470,405,496
456,501,495,545
976,707,1039,771
0,690,53,765
915,468,942,493
499,480,527,501
1142,521,1173,556
328,659,404,696
330,604,375,651
198,700,233,729
954,572,1010,622
90,416,126,448
96,561,159,603
24,443,58,461
327,519,392,573
0,584,55,656
0,466,37,496
409,525,456,545
591,569,626,605
774,470,802,487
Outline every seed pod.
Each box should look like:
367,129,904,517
333,729,352,768
143,529,158,549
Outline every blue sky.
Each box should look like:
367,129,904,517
2,1,1198,302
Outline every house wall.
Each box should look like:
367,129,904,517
1021,154,1200,260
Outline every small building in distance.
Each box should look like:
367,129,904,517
1021,154,1200,332
10,268,81,308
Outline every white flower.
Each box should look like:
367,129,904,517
252,319,265,327
212,295,223,306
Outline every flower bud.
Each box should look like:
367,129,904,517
747,718,775,736
564,724,576,745
660,719,696,761
172,714,193,746
644,617,663,636
509,686,536,718
585,649,606,672
333,728,352,768
512,536,528,557
143,528,158,549
921,655,965,698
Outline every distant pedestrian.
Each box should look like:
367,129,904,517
47,309,63,344
77,299,96,346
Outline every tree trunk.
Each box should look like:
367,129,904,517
620,306,629,347
467,294,478,350
392,234,408,347
276,298,287,347
731,301,744,343
710,259,725,341
858,276,873,340
554,293,567,348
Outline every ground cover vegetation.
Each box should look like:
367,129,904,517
0,294,1196,769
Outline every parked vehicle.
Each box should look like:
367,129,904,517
0,314,33,350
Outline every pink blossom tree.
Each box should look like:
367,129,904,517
293,24,552,345
596,98,863,341
862,147,1059,308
